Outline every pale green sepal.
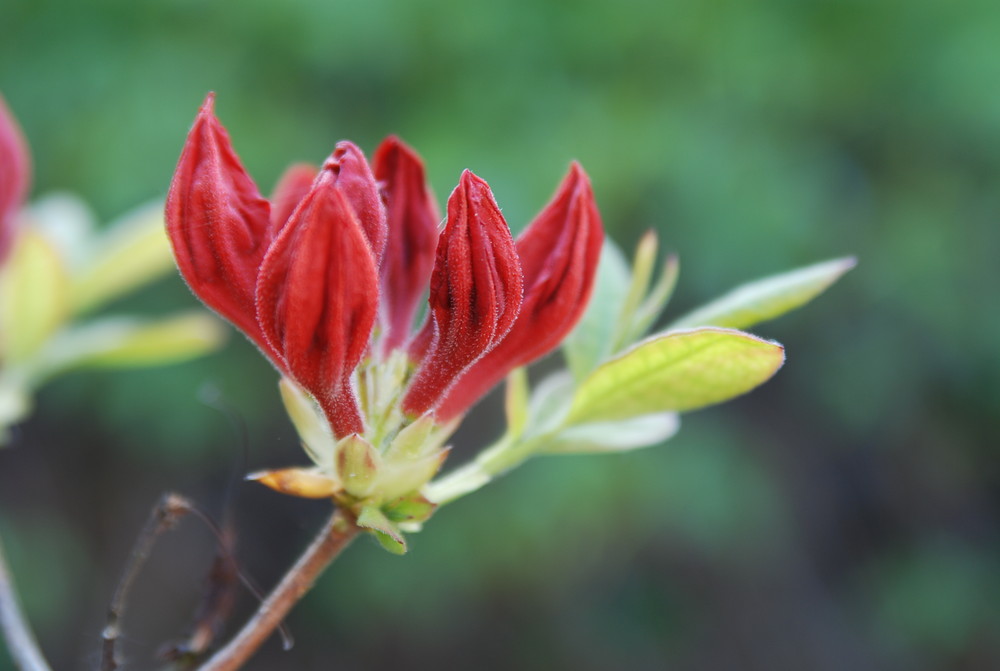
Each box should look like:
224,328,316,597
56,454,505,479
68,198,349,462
544,412,680,454
356,506,407,555
383,494,437,524
378,448,449,501
335,435,382,499
383,414,436,461
567,327,785,424
625,254,679,345
504,367,529,439
562,239,631,379
668,257,857,331
70,202,174,314
36,312,226,375
0,230,70,362
279,378,335,469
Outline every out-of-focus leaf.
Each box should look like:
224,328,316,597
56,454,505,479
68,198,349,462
669,257,856,331
69,202,174,314
626,253,679,344
524,371,575,437
0,230,70,362
567,328,785,423
543,412,680,454
40,311,226,374
563,240,631,379
612,231,659,348
0,380,32,445
357,506,407,555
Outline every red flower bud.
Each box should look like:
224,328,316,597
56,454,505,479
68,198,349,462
0,93,31,264
270,163,317,234
324,142,387,263
436,162,603,421
402,170,523,417
256,161,380,438
165,93,281,364
372,136,440,352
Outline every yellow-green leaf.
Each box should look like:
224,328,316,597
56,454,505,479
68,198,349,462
669,257,856,331
0,230,70,362
567,328,785,424
43,311,226,371
543,412,680,454
70,202,174,314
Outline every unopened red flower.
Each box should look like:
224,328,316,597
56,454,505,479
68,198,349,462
0,93,31,264
166,94,603,443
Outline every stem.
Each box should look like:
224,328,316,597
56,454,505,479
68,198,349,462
196,509,360,671
0,532,52,671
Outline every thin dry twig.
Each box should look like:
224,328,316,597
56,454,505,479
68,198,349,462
0,531,52,671
100,493,290,671
196,509,360,671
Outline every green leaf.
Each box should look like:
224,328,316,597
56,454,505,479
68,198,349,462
356,506,407,555
669,257,856,331
37,311,226,376
543,412,680,454
0,230,70,362
563,240,631,379
567,328,785,424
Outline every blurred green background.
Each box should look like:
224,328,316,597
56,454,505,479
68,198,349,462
2,0,998,669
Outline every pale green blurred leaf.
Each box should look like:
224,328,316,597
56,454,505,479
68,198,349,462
39,311,226,374
563,240,631,379
0,230,70,362
626,253,679,344
567,328,785,424
543,412,680,454
669,257,856,331
612,231,659,349
70,201,174,314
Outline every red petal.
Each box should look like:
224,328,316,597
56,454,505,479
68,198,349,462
270,163,317,234
402,170,523,417
165,93,280,364
436,162,604,421
0,93,31,263
323,142,387,263
372,136,440,352
256,165,379,438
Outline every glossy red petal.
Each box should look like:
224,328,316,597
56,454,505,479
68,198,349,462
270,163,317,234
256,166,379,438
0,93,31,263
436,162,604,421
165,93,280,364
372,136,440,352
324,142,387,263
402,170,523,417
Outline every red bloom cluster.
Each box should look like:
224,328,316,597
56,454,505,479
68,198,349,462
0,93,30,264
166,94,603,439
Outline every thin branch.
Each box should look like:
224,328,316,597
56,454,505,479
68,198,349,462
0,531,52,671
196,509,360,671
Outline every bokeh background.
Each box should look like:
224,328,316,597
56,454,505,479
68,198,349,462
2,0,998,669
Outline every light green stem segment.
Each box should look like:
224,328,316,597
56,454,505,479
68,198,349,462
424,433,545,505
